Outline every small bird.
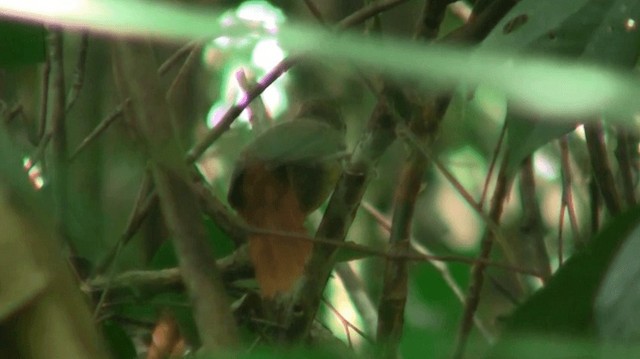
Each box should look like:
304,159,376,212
228,99,345,298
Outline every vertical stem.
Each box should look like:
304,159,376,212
47,29,70,241
589,177,601,235
584,121,622,215
454,161,512,359
559,136,582,248
614,127,636,206
518,155,551,280
377,149,426,358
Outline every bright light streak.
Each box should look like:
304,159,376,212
534,152,558,180
213,36,232,48
252,39,285,70
236,1,284,32
625,18,637,32
574,124,586,141
261,85,286,118
22,157,45,190
0,0,86,18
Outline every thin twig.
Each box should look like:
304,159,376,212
166,44,200,102
88,246,252,296
284,0,517,344
323,297,373,344
47,28,70,241
444,0,518,43
93,235,125,320
589,177,601,235
377,139,424,358
338,0,410,30
414,0,453,40
557,200,566,265
584,121,623,215
247,224,543,277
26,132,52,171
94,171,155,275
38,58,50,141
559,136,581,249
614,127,637,206
518,155,551,280
69,99,128,161
303,0,326,24
454,161,512,359
186,57,296,163
480,120,507,209
66,33,89,112
187,0,412,164
158,40,198,76
281,90,401,342
362,201,493,342
334,263,378,340
396,123,503,239
113,41,239,350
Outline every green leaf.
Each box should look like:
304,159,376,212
503,113,576,176
595,220,640,342
0,19,45,66
204,216,235,259
500,0,640,173
101,320,137,359
2,1,640,122
489,206,640,357
483,0,589,51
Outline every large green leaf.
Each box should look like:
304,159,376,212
0,1,640,123
488,206,640,357
488,0,640,174
595,220,640,342
101,320,137,359
483,0,589,51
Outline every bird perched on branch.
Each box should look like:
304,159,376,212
228,99,346,298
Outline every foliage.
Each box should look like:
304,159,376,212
1,0,640,358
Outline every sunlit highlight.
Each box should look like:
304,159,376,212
625,18,637,32
252,39,285,70
0,0,85,18
324,271,365,349
213,36,232,48
575,124,586,141
22,157,45,190
205,1,288,128
236,1,284,33
534,152,558,180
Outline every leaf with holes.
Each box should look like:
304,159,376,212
494,0,640,174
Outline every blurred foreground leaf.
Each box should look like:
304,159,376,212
497,0,640,174
489,206,640,357
595,219,640,342
0,0,639,123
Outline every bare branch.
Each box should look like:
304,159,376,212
69,99,128,161
584,121,623,215
66,33,89,112
112,40,238,351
